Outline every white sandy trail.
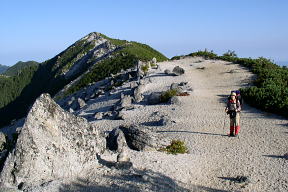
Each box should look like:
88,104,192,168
127,57,288,192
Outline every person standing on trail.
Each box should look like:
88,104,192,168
225,92,241,137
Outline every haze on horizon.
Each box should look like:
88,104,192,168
0,0,287,66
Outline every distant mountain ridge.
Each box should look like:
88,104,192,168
0,64,9,74
3,61,39,76
0,32,167,127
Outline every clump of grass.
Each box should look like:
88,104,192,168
160,140,188,155
150,62,157,68
160,89,179,102
141,63,150,75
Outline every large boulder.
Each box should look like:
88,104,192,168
0,94,105,188
118,125,168,151
172,66,185,76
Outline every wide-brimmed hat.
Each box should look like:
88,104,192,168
230,92,236,96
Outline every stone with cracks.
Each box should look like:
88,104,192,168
0,93,105,188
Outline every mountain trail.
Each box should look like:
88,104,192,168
86,57,287,191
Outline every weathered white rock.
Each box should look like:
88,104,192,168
78,98,86,108
152,57,157,65
94,112,103,120
0,93,105,188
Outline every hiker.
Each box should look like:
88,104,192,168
225,92,241,137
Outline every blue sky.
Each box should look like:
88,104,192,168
0,0,288,66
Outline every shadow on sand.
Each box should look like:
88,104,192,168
262,155,287,159
58,154,230,192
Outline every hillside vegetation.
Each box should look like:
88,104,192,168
0,32,167,127
3,61,39,76
172,50,288,117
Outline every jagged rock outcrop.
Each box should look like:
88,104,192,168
0,94,105,188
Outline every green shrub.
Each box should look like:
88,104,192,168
223,50,237,58
150,62,157,67
160,89,179,102
181,50,288,117
188,49,218,59
161,140,188,155
141,63,149,74
171,55,182,60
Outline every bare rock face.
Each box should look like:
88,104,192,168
0,93,105,188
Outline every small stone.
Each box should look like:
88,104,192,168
170,83,179,90
94,112,103,120
67,97,75,106
159,116,175,126
77,98,86,108
179,82,188,86
235,176,250,183
69,108,74,113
